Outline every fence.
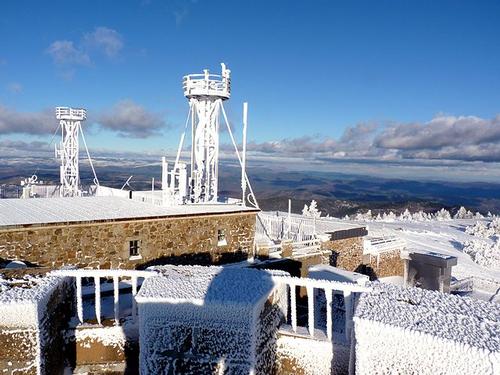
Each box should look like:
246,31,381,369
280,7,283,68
273,275,370,343
52,269,155,325
257,213,316,242
51,269,371,344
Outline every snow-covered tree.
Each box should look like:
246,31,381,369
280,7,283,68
435,208,451,221
399,209,412,221
302,200,321,218
382,211,397,222
411,210,425,221
454,206,474,219
462,239,500,269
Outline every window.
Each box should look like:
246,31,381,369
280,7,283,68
217,229,227,246
129,240,141,258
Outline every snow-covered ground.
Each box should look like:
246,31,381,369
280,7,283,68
357,218,500,282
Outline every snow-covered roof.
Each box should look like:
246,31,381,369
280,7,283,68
0,196,258,228
308,264,369,285
355,282,500,352
136,265,285,306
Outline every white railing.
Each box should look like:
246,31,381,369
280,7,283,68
363,236,406,255
183,74,230,98
258,213,316,242
55,106,87,120
266,239,321,258
131,191,164,206
52,269,156,326
272,276,370,343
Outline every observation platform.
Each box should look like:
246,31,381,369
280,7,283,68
55,107,87,121
183,64,231,99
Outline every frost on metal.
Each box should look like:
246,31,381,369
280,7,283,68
137,265,288,374
353,282,500,374
0,274,73,374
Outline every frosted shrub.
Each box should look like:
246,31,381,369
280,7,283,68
434,208,452,221
465,217,500,239
302,200,321,218
454,206,474,219
462,239,500,269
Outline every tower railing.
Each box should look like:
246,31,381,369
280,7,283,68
183,74,230,98
55,107,87,120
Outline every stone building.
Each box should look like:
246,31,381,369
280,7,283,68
0,196,258,269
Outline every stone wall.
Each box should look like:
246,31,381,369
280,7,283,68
0,328,38,374
321,238,403,279
0,212,257,269
0,276,73,375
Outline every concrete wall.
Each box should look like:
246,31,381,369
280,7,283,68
0,212,257,269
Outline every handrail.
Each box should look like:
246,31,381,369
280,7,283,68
51,269,157,326
272,275,370,342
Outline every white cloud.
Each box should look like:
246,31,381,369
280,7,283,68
45,40,91,66
45,27,123,73
97,99,167,138
83,27,124,58
0,105,55,135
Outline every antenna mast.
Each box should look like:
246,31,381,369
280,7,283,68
55,106,86,197
182,63,231,203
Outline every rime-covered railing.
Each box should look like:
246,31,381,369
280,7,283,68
272,275,370,343
257,213,316,242
52,269,156,325
182,73,231,99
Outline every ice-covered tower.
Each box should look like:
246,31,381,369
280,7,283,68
182,63,231,203
55,106,87,197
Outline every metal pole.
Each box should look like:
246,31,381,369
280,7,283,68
242,102,248,206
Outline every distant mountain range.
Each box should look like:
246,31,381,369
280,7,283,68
2,156,500,216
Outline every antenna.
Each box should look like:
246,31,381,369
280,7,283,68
55,107,86,197
182,63,231,203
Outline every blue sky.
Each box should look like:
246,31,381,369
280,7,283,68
0,0,500,177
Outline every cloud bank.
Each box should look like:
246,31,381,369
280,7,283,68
97,99,167,138
242,114,500,163
0,100,167,138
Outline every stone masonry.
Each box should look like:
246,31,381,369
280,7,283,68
0,212,257,269
321,237,403,279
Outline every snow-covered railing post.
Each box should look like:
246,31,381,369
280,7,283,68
76,275,83,324
273,276,370,344
307,285,315,336
343,291,352,341
290,285,297,332
113,275,120,325
94,275,101,325
50,269,156,326
132,275,138,319
325,288,333,340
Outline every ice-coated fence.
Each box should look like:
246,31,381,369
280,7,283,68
51,268,370,346
272,275,371,343
52,269,155,325
257,212,316,242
